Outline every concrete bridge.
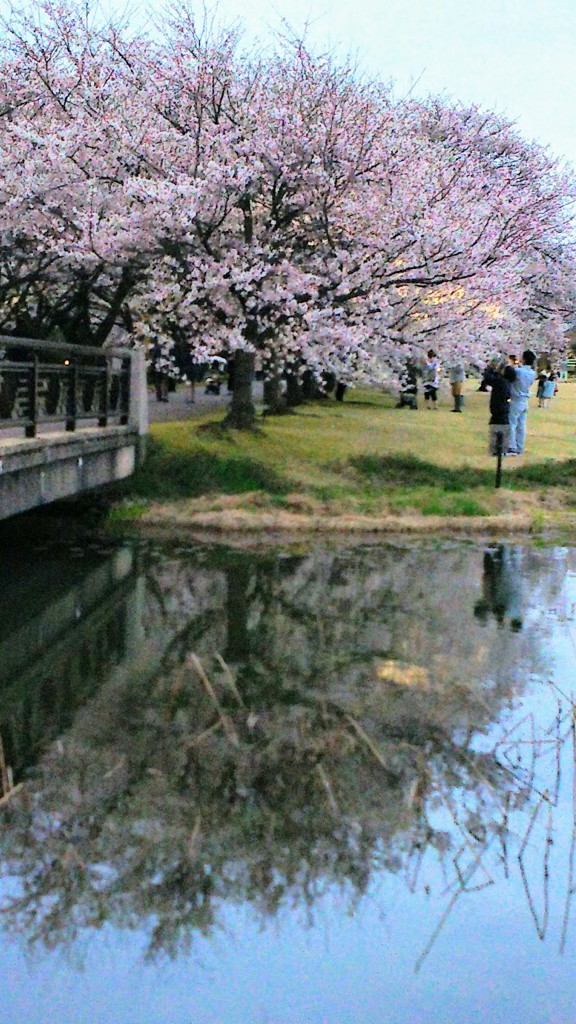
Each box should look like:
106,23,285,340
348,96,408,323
0,335,148,521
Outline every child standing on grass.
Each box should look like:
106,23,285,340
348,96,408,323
539,371,557,409
423,350,440,409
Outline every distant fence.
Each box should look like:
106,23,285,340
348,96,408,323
0,336,133,438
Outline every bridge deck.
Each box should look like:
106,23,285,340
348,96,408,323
0,422,133,451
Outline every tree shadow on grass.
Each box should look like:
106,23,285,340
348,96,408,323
337,399,382,408
127,438,291,499
345,453,576,491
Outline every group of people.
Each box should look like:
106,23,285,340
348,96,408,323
396,350,465,413
395,348,558,457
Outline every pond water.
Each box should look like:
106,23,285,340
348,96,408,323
1,529,576,1024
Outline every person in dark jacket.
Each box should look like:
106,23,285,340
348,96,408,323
484,362,516,455
484,363,515,423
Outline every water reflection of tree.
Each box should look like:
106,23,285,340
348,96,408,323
0,543,573,963
147,544,558,710
0,661,570,964
0,655,504,955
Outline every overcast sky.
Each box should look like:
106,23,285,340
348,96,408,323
143,0,576,167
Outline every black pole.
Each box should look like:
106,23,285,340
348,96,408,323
65,358,77,432
25,355,39,438
98,360,109,427
495,430,503,488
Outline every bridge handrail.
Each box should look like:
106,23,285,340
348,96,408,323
0,334,148,439
0,334,132,360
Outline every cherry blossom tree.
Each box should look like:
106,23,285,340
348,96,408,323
0,2,575,428
125,13,576,423
0,2,151,344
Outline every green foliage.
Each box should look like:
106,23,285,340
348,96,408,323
387,485,491,516
512,460,576,486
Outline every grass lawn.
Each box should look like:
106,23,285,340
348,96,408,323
118,380,576,527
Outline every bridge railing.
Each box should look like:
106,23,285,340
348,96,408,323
0,336,146,439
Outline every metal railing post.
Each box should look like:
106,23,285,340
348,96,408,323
0,335,147,442
119,357,130,425
98,359,109,427
25,356,39,438
65,358,77,431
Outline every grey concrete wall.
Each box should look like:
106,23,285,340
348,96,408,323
0,427,140,521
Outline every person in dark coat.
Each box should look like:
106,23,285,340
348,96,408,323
484,363,515,424
484,362,516,455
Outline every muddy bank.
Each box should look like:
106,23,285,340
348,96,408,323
128,501,576,545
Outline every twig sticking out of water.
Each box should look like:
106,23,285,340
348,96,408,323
0,783,25,809
188,654,240,747
316,763,340,816
344,714,388,772
0,730,21,807
214,653,246,708
0,731,9,797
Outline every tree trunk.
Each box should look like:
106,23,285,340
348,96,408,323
263,354,288,415
285,371,303,407
223,350,256,429
302,369,318,399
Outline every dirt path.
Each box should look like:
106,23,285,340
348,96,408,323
147,382,265,424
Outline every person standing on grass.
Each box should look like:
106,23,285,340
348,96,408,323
508,349,537,455
484,361,516,453
423,349,440,409
540,369,557,408
449,362,465,413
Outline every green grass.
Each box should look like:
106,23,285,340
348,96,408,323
120,381,576,519
346,451,576,490
129,438,290,499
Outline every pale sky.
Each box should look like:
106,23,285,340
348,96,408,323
146,0,576,167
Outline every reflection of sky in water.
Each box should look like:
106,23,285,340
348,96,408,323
2,543,576,1024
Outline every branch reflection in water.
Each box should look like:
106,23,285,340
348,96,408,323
0,540,574,970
